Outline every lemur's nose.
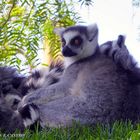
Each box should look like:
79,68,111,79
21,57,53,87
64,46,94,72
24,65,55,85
62,46,77,57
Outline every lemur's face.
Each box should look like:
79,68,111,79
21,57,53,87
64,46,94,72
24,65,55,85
54,24,99,59
61,30,85,57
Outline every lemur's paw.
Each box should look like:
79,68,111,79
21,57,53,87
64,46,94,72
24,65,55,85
18,103,40,128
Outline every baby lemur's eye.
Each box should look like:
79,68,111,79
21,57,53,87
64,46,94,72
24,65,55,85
61,38,66,47
71,36,83,46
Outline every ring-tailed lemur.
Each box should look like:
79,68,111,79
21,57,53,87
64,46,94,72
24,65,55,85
0,61,64,133
19,24,140,129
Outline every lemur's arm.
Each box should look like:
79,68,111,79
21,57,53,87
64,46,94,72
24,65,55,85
21,81,70,106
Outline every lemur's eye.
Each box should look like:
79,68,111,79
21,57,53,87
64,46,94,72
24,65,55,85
61,38,66,47
70,36,83,46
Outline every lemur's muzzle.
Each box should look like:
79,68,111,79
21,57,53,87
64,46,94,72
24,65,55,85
62,46,77,57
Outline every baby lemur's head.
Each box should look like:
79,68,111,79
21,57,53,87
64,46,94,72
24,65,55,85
54,24,99,67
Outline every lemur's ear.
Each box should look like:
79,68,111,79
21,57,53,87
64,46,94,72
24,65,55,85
54,27,65,36
117,35,126,48
87,23,98,41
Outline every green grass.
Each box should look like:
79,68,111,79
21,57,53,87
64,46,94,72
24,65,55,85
1,121,140,140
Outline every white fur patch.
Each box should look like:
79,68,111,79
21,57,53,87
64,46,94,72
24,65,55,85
5,94,21,102
64,57,77,68
5,94,21,106
24,118,33,128
80,34,98,59
63,31,79,46
87,23,98,41
100,44,109,53
23,105,39,127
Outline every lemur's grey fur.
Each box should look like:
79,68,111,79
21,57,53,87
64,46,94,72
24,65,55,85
20,24,140,128
0,62,64,133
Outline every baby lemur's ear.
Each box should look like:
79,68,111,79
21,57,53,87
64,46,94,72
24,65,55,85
54,27,65,36
86,23,98,41
117,35,126,48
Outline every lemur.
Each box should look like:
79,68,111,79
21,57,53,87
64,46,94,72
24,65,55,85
19,24,140,129
0,23,139,132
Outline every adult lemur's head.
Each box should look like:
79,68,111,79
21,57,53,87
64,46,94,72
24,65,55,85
54,24,99,67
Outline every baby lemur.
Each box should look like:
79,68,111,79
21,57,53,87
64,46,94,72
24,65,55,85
20,24,140,128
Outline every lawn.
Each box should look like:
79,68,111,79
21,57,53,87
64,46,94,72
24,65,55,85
1,121,140,140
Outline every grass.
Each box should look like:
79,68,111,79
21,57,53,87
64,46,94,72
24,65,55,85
1,121,140,140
